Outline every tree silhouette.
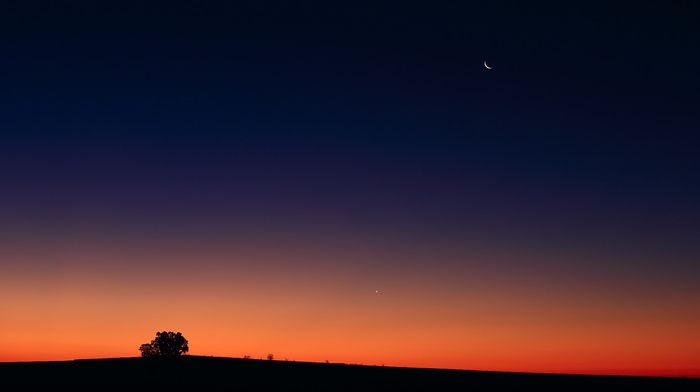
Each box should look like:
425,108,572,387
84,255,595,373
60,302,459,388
139,343,159,358
139,331,189,358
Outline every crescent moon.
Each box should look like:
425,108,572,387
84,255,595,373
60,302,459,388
484,61,492,70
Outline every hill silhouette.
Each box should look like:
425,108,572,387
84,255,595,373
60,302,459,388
1,356,698,391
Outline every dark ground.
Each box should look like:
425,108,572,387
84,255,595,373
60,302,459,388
1,356,698,391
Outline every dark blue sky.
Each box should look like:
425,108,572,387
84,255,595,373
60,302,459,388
2,1,698,264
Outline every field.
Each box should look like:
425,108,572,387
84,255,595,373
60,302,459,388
1,356,698,391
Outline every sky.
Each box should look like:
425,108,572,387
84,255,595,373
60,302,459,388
1,1,699,377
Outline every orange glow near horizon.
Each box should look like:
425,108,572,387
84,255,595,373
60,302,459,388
2,229,699,377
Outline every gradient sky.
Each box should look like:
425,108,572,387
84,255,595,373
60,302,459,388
1,1,699,377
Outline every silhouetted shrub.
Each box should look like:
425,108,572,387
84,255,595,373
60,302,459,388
139,343,159,357
139,331,189,358
267,353,274,360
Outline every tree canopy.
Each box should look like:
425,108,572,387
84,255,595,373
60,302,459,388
139,331,189,358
